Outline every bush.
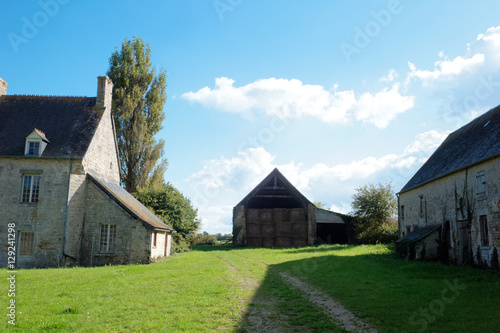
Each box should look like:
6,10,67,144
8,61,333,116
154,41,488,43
172,234,191,253
356,218,398,244
190,233,217,246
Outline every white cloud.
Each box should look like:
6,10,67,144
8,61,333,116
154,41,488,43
408,53,485,83
182,77,414,128
379,69,398,82
403,129,451,155
354,83,415,129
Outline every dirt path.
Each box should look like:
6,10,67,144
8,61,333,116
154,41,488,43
219,255,377,333
217,256,309,333
275,269,378,333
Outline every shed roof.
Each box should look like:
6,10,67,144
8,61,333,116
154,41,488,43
236,168,312,209
88,173,174,231
0,95,103,158
396,224,441,243
316,208,347,224
400,104,500,193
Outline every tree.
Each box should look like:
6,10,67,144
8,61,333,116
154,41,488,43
313,201,327,209
107,36,168,193
134,183,200,251
351,182,398,244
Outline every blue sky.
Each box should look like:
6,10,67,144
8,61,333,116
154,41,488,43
2,1,500,234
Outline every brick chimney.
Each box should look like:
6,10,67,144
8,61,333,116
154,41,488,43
96,76,113,109
0,78,7,96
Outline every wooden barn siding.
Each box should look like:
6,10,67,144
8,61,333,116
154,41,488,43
246,208,308,247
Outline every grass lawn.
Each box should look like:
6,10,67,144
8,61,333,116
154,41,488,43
1,244,499,332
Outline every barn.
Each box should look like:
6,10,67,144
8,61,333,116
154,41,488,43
232,168,351,247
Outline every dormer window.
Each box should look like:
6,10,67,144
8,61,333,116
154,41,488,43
28,141,40,155
24,128,49,156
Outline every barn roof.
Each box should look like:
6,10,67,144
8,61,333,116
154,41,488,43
236,168,312,209
0,95,103,158
88,173,174,232
400,104,500,193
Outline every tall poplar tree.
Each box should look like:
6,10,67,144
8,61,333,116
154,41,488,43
107,37,168,192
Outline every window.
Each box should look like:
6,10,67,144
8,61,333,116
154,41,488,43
406,226,411,234
476,172,486,199
418,195,424,218
400,205,405,220
27,141,40,155
19,231,34,256
100,224,116,252
153,231,158,248
480,215,489,246
21,175,41,203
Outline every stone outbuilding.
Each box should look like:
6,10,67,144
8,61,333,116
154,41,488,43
397,105,500,268
0,76,175,268
233,168,351,247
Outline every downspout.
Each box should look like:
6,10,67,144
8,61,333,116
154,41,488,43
61,157,73,264
396,193,401,239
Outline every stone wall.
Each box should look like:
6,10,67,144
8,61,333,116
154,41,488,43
0,157,79,268
83,76,120,183
399,156,500,267
80,180,151,266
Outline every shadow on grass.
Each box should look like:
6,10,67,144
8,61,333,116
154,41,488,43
238,249,500,333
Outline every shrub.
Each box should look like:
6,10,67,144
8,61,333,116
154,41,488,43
190,233,217,246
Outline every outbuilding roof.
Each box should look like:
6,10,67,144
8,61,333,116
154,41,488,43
236,168,312,209
88,173,174,232
396,224,441,243
400,104,500,193
0,95,103,158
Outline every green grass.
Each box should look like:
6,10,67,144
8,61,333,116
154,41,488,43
1,244,499,332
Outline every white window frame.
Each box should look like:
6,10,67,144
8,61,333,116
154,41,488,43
99,224,116,253
21,174,41,203
24,139,42,156
19,231,35,256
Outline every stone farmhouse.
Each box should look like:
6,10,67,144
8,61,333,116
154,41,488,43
0,76,174,268
397,105,500,268
233,168,352,247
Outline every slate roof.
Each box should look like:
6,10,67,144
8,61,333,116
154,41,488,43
400,105,500,193
236,168,312,209
0,95,103,158
88,173,174,231
396,224,441,243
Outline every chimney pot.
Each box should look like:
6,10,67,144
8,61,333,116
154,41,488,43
0,78,7,96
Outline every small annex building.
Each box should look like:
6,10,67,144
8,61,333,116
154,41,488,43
397,104,500,268
233,168,351,247
0,76,175,268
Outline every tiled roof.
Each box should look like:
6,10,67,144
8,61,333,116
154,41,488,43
88,173,174,232
0,95,103,158
33,128,50,142
400,105,500,193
